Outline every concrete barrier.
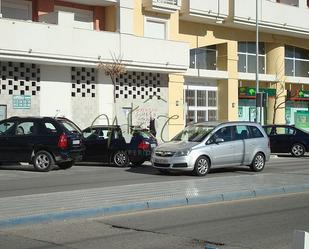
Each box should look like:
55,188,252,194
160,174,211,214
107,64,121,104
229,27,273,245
292,230,309,249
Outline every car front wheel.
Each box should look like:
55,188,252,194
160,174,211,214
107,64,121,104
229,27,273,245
250,153,265,172
113,151,129,167
193,156,210,176
33,151,54,172
291,143,305,157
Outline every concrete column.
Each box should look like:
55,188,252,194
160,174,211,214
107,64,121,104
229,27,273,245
218,41,238,121
168,74,185,140
266,43,286,124
299,0,308,9
0,0,2,18
118,0,134,34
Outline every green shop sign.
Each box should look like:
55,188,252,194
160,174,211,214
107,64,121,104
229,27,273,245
297,90,309,99
239,87,276,97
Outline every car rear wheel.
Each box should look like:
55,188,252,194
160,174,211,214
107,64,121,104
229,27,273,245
291,143,305,157
57,161,74,170
33,151,54,172
194,156,210,176
113,151,129,167
250,153,265,172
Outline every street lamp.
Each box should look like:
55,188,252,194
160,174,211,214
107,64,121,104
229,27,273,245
256,0,260,124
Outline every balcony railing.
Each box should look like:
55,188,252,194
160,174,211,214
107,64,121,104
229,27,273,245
143,0,181,13
153,0,179,5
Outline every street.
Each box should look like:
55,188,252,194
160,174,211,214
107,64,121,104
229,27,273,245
1,192,309,249
0,156,308,198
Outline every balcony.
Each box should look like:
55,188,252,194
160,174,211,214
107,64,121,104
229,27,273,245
143,0,181,14
0,16,189,72
233,0,309,37
180,0,228,24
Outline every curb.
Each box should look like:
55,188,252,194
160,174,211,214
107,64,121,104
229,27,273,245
1,184,309,229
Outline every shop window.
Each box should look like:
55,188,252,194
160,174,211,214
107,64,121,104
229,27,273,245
190,45,217,70
185,86,218,124
1,0,32,21
238,42,265,74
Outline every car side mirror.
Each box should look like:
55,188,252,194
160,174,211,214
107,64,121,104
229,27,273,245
215,138,224,144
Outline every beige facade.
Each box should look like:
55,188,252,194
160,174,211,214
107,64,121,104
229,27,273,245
132,0,309,138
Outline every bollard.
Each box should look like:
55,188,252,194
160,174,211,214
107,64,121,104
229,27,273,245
292,230,309,249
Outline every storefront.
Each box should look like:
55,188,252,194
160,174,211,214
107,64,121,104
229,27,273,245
286,90,309,127
238,87,276,124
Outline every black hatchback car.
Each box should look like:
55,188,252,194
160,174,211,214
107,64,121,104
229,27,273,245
82,125,157,166
0,116,84,172
264,125,309,157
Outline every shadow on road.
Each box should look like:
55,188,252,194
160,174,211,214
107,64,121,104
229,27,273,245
126,165,253,177
276,154,309,158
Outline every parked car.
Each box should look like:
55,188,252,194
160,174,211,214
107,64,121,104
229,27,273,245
0,116,84,172
152,121,270,176
82,125,157,166
263,124,309,157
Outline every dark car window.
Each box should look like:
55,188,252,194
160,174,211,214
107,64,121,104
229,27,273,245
0,121,15,135
233,125,250,140
266,126,296,136
15,121,35,136
248,126,264,138
207,126,232,144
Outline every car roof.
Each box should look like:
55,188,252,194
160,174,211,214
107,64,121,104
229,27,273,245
189,121,260,127
84,125,120,129
7,116,57,121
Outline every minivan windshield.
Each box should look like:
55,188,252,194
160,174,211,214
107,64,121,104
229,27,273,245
172,125,214,142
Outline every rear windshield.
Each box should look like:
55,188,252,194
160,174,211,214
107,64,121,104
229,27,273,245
58,119,81,134
133,130,155,139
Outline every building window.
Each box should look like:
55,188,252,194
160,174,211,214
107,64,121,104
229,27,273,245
185,86,218,124
1,0,32,21
144,17,167,40
276,0,299,7
54,6,94,30
285,45,309,77
190,45,217,70
238,42,266,74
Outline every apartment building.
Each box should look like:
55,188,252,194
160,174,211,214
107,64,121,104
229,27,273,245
1,0,309,139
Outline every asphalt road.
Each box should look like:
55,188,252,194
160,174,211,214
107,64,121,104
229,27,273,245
1,192,309,249
0,155,308,197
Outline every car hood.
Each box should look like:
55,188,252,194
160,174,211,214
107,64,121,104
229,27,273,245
156,141,198,152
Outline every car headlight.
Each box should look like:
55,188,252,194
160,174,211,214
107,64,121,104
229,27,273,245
175,149,191,157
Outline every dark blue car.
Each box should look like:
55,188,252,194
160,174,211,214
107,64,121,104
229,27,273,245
82,125,157,166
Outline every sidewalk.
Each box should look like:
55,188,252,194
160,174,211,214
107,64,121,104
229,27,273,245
1,172,309,229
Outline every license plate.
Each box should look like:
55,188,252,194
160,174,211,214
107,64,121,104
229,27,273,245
155,158,169,164
151,143,156,148
73,140,80,145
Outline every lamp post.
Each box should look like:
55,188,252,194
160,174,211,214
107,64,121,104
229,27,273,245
256,0,260,124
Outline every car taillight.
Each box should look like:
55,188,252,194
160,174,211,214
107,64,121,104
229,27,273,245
138,141,150,150
58,133,68,149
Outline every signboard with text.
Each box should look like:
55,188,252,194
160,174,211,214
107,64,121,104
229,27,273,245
13,95,31,109
239,87,276,98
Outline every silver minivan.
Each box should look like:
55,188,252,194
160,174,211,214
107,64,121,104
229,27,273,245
152,121,270,176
